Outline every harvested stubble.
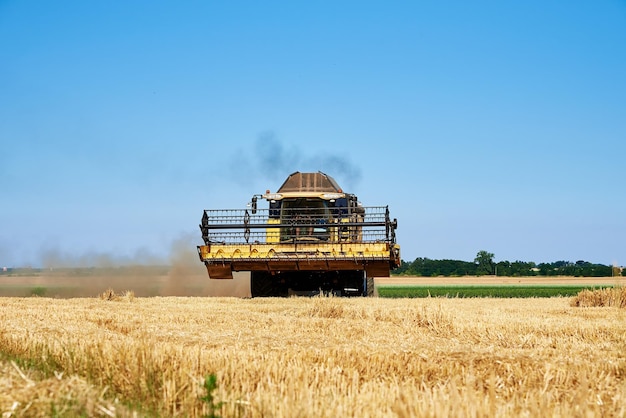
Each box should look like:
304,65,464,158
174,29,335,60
0,295,625,417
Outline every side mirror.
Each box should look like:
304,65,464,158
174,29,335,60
251,196,257,214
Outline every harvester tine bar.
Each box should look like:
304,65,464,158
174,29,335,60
203,221,389,229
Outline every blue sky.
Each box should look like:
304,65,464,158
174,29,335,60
1,1,625,267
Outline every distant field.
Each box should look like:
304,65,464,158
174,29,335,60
378,285,620,298
377,276,626,286
377,276,625,298
0,272,623,298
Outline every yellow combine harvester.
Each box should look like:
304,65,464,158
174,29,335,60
197,171,400,297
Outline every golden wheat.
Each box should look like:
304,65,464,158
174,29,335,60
0,295,624,417
571,287,626,308
0,358,128,417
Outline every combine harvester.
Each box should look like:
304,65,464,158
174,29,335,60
197,171,400,297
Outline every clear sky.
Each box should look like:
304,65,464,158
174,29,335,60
1,1,625,268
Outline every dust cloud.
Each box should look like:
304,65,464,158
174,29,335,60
23,235,251,298
162,233,251,297
40,247,164,269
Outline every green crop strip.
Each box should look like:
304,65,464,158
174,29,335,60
377,285,616,298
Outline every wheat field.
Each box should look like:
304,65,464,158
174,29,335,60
1,294,625,417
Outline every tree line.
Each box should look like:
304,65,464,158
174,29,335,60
394,251,623,277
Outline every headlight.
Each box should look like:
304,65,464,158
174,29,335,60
263,193,283,200
322,193,343,200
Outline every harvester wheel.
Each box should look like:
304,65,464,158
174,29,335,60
365,276,375,297
251,272,281,297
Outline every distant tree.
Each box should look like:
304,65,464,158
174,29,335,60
583,263,611,277
537,262,552,276
394,260,412,275
510,260,534,276
410,258,438,277
437,259,476,276
392,256,614,277
495,260,511,276
474,250,495,276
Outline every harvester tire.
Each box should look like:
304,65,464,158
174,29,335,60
365,276,375,297
251,272,280,297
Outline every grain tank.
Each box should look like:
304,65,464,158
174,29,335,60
197,171,400,296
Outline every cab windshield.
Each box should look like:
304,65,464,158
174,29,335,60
280,198,331,241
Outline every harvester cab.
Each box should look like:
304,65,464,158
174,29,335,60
198,171,400,297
